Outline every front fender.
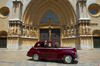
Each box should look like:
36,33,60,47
27,50,41,57
57,50,75,60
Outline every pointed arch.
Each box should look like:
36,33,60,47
22,0,76,26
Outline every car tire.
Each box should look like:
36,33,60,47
63,55,73,64
32,54,40,61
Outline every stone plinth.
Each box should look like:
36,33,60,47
80,36,93,50
7,36,38,50
62,37,76,48
7,36,19,50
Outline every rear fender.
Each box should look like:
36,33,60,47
57,50,75,60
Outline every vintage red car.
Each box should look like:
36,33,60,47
27,40,78,63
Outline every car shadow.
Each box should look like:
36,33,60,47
27,59,78,64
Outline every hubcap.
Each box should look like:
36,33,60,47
65,55,72,63
33,54,39,60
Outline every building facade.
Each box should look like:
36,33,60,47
0,0,100,50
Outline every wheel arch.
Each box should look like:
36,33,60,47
57,51,75,60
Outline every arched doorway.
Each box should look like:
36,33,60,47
0,31,7,48
22,0,76,48
93,30,100,48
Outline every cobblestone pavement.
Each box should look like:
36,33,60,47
0,49,100,66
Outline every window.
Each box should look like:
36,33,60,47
0,7,10,18
37,43,45,47
41,10,59,23
90,9,96,14
88,3,100,16
47,42,55,48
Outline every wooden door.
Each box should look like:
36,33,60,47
0,38,7,48
40,29,49,41
51,29,60,45
93,37,100,48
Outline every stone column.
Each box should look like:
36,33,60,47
27,26,29,37
69,26,71,37
33,27,34,37
23,25,25,36
74,26,76,36
25,25,27,37
29,26,31,37
34,26,37,37
67,27,70,37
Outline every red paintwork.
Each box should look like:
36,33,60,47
27,41,78,60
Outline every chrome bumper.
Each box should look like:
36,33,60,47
75,55,79,60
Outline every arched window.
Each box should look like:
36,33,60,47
41,10,59,23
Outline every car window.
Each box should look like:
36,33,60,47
37,42,45,47
47,42,55,48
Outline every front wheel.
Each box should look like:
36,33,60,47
32,54,40,61
63,55,73,64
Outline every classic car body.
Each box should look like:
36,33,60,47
27,41,78,63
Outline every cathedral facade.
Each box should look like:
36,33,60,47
0,0,100,50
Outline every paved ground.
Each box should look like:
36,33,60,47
0,49,100,66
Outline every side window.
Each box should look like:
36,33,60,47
47,42,55,48
37,43,45,47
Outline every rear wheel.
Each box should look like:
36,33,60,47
63,55,73,64
32,54,40,61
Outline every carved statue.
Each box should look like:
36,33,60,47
19,27,21,35
23,27,25,36
82,24,85,35
64,30,66,37
34,30,37,37
8,26,14,36
8,27,11,35
15,26,18,35
74,28,76,36
71,28,74,36
49,29,51,38
67,29,70,37
88,26,91,35
13,25,16,35
79,24,82,35
30,28,33,37
27,28,29,37
85,24,88,35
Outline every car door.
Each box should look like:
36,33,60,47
45,42,58,59
35,42,46,58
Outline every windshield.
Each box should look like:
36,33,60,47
55,42,60,47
